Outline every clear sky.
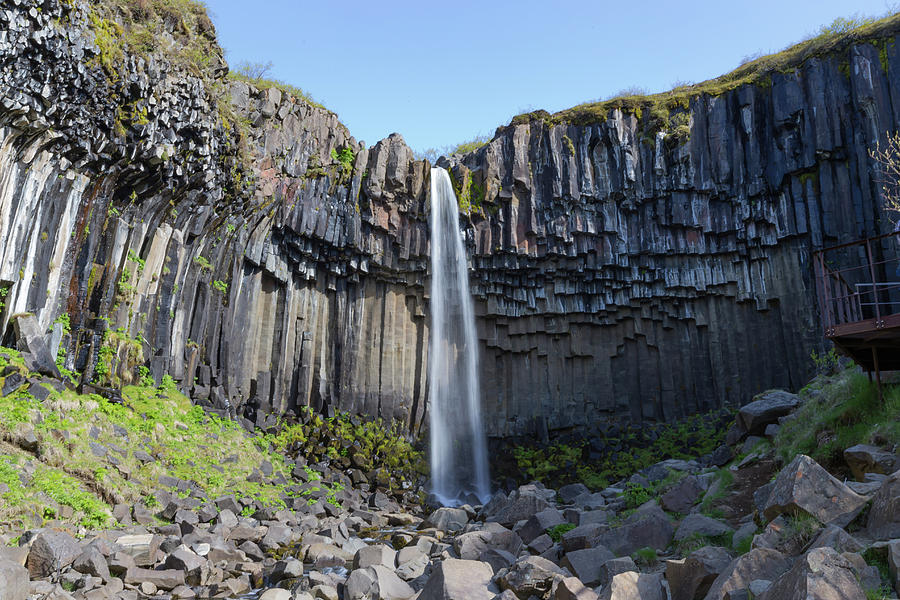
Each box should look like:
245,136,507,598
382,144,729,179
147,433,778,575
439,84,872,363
205,0,893,155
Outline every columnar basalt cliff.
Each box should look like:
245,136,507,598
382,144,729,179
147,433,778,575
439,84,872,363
1,0,898,437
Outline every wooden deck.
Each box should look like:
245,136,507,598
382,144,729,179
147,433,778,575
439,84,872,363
815,232,900,391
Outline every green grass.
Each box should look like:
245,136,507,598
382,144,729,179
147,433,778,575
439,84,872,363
506,12,900,129
632,547,658,566
0,343,422,534
774,368,900,470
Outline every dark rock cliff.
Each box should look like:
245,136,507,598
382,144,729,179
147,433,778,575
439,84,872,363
0,0,897,437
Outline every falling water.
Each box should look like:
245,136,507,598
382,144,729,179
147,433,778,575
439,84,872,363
428,167,491,506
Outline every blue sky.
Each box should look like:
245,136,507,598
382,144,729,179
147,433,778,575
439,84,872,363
206,0,893,154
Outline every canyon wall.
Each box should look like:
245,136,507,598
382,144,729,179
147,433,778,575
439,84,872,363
0,0,897,437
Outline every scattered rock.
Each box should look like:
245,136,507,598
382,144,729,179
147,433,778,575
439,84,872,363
738,391,800,434
764,454,868,528
598,571,665,600
758,547,865,600
867,469,900,540
419,558,494,600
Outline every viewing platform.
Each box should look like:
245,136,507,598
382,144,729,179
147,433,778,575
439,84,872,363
815,231,900,392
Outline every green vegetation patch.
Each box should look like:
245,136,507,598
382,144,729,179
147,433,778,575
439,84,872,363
546,522,576,542
774,367,900,471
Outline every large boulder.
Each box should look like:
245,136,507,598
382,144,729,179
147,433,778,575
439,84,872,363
562,546,616,587
674,515,734,542
738,390,800,434
598,571,665,600
0,558,28,600
419,558,494,600
123,567,186,590
26,530,81,577
488,490,552,528
702,548,791,600
595,504,673,556
660,476,705,514
758,547,865,600
867,469,900,540
12,314,61,378
354,544,397,570
498,556,567,599
344,565,415,600
665,546,732,600
764,455,868,528
421,507,469,532
518,508,567,544
844,445,897,481
555,576,599,600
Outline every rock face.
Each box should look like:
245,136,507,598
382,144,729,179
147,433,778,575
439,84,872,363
2,0,900,434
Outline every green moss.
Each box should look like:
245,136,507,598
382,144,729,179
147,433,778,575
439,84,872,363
562,135,575,156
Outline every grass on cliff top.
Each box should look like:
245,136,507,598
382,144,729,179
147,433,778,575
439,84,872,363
0,347,304,534
508,12,900,128
773,365,900,473
88,0,220,80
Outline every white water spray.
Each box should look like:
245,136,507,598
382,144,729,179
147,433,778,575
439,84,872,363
428,167,491,506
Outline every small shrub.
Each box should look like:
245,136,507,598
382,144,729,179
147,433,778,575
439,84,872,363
632,547,658,566
547,522,576,542
623,482,652,509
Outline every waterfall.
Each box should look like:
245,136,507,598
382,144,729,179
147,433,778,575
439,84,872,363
428,167,491,506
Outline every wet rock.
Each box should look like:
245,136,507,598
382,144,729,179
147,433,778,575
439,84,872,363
419,558,494,600
867,469,900,540
764,454,868,528
758,547,865,600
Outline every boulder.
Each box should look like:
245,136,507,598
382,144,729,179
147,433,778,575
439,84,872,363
561,546,616,587
555,576,599,600
702,548,791,600
675,515,734,542
844,445,897,481
0,558,28,600
354,544,397,570
419,558,494,600
558,484,590,504
163,547,207,585
867,469,900,540
518,508,567,544
807,525,863,553
660,476,705,514
737,390,799,434
499,555,567,599
758,547,865,600
598,571,665,600
12,314,61,378
72,547,110,581
114,533,161,566
561,523,605,552
259,590,292,600
26,530,81,577
344,565,415,600
488,490,552,527
395,546,429,580
666,546,732,600
599,557,637,588
595,505,673,555
421,507,468,532
764,455,868,528
888,540,900,594
124,567,185,590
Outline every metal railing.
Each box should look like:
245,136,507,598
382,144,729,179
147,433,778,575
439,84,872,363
814,231,900,335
